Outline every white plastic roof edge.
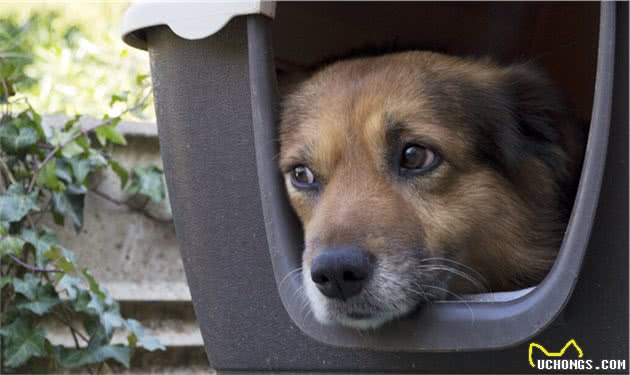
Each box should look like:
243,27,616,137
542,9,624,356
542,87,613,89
121,1,276,50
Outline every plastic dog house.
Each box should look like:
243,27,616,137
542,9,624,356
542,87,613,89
122,2,628,372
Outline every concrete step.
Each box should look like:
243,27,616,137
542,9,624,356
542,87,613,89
118,346,211,374
44,301,204,348
20,347,211,375
35,300,211,374
103,281,192,302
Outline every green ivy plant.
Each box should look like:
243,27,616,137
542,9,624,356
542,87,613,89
0,62,166,371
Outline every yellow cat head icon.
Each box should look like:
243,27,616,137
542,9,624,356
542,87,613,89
528,339,584,368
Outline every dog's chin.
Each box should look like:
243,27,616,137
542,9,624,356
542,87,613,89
335,311,406,329
310,300,419,329
303,269,421,329
309,301,407,329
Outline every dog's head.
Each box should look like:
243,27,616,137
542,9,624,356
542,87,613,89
279,51,583,329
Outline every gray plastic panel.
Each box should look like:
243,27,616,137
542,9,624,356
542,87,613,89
145,2,627,373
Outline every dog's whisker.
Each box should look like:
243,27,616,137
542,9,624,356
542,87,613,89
418,265,488,293
409,281,436,305
305,306,314,324
421,284,475,323
299,297,311,321
279,267,303,289
291,284,305,304
419,257,489,287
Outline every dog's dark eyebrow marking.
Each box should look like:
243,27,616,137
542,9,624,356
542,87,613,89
281,145,314,172
384,116,436,146
384,115,403,148
384,115,404,168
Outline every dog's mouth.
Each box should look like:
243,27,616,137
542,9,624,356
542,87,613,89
319,294,438,329
302,260,453,329
337,302,434,329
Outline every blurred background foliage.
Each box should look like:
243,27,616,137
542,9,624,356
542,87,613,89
0,2,154,120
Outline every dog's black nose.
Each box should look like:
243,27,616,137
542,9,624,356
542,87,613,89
310,247,372,300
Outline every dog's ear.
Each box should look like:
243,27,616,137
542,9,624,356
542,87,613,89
494,64,571,187
465,62,583,216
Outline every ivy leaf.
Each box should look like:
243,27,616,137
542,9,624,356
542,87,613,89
0,235,25,257
72,290,93,315
53,344,131,369
52,211,65,226
75,134,91,150
81,270,123,335
109,92,128,107
21,228,57,267
135,73,149,85
70,150,107,184
94,119,125,146
0,317,48,367
86,291,105,315
0,80,15,103
109,159,128,188
125,319,164,351
52,190,85,230
0,59,17,79
101,309,125,337
14,127,35,146
0,124,38,153
43,245,77,273
55,318,130,368
69,150,107,188
126,166,165,203
69,158,91,184
61,140,84,159
47,127,68,147
87,150,108,166
21,108,45,140
0,184,39,222
66,151,106,187
83,269,106,300
84,317,106,341
65,183,88,195
63,114,81,131
36,158,62,191
55,158,74,183
58,274,82,299
13,274,60,315
16,283,60,315
13,273,40,300
127,332,137,348
85,292,122,334
0,274,12,288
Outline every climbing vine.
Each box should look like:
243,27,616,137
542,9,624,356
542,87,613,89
0,10,166,373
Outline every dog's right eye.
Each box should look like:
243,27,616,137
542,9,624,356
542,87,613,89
399,144,441,176
290,165,318,189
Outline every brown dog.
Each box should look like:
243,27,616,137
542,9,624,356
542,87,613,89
278,51,584,329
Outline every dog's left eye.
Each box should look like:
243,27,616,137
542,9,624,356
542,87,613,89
400,145,440,175
290,165,318,189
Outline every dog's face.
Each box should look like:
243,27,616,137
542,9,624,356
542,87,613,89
279,51,581,329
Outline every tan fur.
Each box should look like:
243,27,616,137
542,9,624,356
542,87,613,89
279,51,583,326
